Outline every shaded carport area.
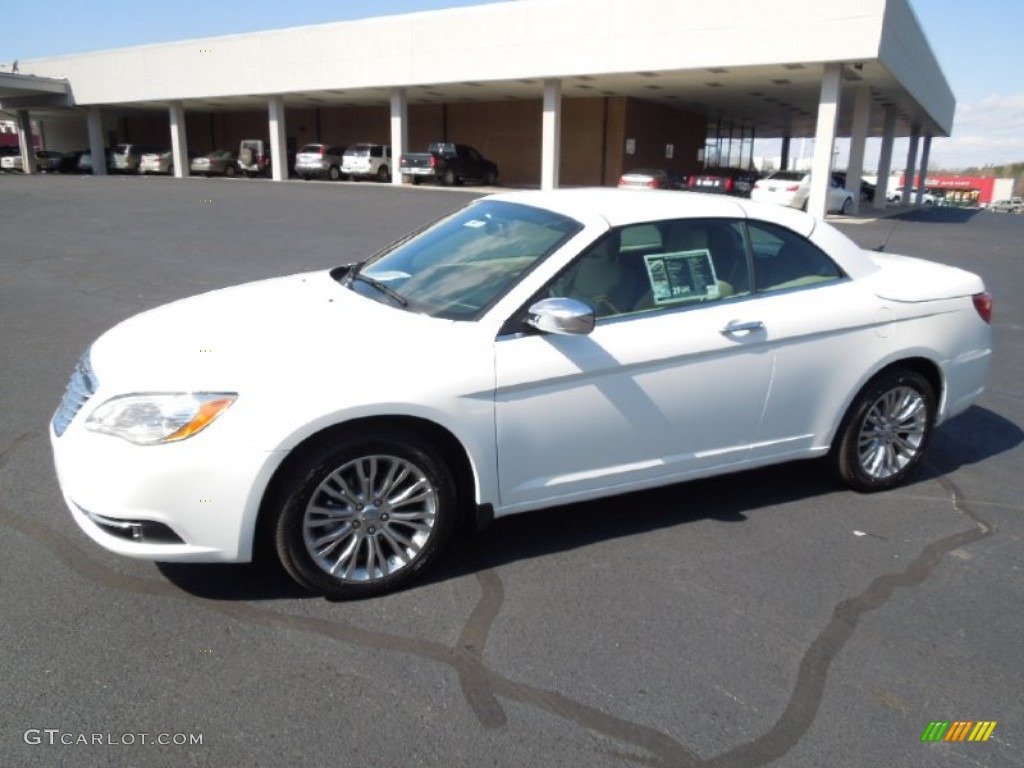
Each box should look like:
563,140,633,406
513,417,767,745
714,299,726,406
0,72,73,174
9,0,952,217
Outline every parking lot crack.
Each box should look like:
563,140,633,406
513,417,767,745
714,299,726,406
699,469,994,768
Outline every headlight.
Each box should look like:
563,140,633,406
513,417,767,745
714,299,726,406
84,393,237,445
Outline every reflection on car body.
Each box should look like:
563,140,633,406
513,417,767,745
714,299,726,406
50,189,992,599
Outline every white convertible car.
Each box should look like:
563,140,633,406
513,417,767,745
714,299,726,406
51,189,992,598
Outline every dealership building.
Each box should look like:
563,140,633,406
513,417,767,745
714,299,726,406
0,0,955,216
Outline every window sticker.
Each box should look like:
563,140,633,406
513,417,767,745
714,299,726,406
644,249,720,304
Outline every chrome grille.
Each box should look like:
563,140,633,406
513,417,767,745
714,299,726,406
52,352,98,437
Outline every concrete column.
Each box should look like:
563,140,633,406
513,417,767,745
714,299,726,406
16,110,37,174
86,106,107,176
168,101,188,178
541,79,562,191
780,136,791,171
390,87,408,186
872,106,896,210
901,125,920,205
845,87,872,214
915,135,932,205
807,63,841,217
268,95,287,182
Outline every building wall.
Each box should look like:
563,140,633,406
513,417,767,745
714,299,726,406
620,99,706,181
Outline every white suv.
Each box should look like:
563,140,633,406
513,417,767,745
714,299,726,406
342,144,392,182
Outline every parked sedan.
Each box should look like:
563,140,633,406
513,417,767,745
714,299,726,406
190,150,238,177
751,171,855,214
686,167,759,196
140,148,198,175
1,149,63,172
50,189,992,599
617,168,685,190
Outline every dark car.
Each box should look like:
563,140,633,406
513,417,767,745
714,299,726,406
686,167,759,197
833,172,875,202
617,168,686,190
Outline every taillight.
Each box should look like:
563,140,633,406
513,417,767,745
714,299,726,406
430,156,438,168
785,185,800,192
319,146,326,156
648,179,661,188
724,178,734,192
688,175,696,187
972,291,993,324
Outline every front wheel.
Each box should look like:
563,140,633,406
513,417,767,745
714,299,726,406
828,368,936,492
442,168,456,187
274,432,457,599
377,165,390,183
328,166,340,181
840,196,853,215
224,165,236,177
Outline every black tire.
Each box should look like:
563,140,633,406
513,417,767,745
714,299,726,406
377,165,390,183
828,368,936,492
328,166,340,181
274,431,457,599
484,170,497,186
224,165,236,178
411,177,422,186
840,196,852,215
442,168,456,187
167,164,174,176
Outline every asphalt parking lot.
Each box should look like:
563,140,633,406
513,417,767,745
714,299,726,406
1,174,1021,768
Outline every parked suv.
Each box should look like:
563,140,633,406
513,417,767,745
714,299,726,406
342,143,392,182
294,144,346,181
238,139,272,177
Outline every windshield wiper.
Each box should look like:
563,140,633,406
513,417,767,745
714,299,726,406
348,270,408,306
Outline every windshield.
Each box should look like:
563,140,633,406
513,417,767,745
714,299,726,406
350,200,582,320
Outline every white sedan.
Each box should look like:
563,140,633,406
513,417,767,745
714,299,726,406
51,189,993,598
751,171,856,214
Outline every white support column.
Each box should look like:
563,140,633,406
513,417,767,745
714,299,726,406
268,95,287,182
16,110,37,174
901,125,920,206
390,88,408,186
169,101,188,178
807,63,841,218
916,135,932,205
86,106,107,176
872,106,896,210
845,87,872,215
541,79,562,191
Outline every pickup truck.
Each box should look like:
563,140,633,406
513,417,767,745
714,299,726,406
399,142,498,186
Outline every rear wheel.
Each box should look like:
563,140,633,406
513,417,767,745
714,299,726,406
829,368,936,492
840,196,853,215
442,168,456,187
224,165,236,178
328,165,340,181
377,165,390,183
274,432,457,599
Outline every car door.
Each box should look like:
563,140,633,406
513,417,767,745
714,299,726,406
493,219,775,513
741,219,877,461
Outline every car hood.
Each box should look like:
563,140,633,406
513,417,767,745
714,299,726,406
89,270,463,393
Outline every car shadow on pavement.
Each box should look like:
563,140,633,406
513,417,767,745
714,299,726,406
156,405,1020,601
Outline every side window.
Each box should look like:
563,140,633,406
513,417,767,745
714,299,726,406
746,221,843,292
371,146,382,158
547,219,752,320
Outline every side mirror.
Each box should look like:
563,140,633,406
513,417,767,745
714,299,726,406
525,298,595,336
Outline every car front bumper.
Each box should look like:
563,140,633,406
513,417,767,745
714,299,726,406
50,417,283,563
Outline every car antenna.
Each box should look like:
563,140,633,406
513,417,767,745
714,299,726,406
873,220,899,252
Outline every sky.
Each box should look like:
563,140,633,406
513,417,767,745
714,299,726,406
2,0,1022,171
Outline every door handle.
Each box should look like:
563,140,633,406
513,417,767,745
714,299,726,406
720,320,764,335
